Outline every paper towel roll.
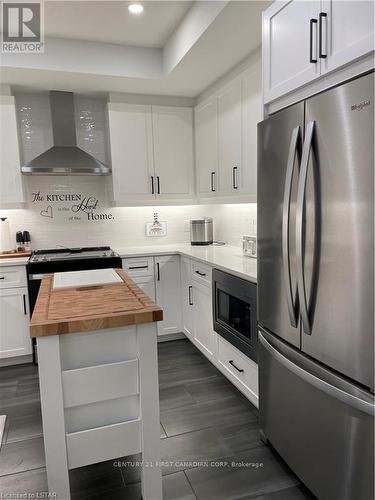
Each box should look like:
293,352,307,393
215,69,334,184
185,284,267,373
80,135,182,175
0,218,13,253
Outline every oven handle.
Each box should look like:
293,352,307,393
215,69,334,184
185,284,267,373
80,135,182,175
28,274,49,280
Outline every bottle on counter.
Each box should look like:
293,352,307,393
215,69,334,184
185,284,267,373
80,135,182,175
16,231,24,252
23,231,31,251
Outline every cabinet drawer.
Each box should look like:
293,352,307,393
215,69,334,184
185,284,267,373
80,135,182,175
122,257,154,277
191,261,212,286
0,266,27,288
218,336,258,404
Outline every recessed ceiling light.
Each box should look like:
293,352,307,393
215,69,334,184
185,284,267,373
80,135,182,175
128,3,144,15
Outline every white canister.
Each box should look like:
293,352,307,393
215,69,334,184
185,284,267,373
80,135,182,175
0,217,13,253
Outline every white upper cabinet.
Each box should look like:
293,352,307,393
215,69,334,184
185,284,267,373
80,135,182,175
321,0,375,74
195,67,260,202
217,81,242,194
108,103,194,205
152,106,194,202
263,0,375,104
0,96,24,207
195,99,219,196
242,72,261,201
263,0,321,103
107,103,154,204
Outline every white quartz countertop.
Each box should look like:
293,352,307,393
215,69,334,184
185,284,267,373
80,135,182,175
115,243,257,283
0,256,29,267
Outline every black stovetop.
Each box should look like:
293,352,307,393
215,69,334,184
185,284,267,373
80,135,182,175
27,246,122,274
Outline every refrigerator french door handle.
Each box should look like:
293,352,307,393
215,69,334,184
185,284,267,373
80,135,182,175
282,126,301,328
259,333,375,416
296,120,315,335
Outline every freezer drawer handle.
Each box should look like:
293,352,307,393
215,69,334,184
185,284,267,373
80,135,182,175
229,360,244,373
259,333,375,416
0,277,4,280
282,126,301,328
296,120,315,335
128,265,148,270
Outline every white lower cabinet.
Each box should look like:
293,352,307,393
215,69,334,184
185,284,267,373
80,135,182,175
181,258,193,339
191,279,216,361
154,255,182,337
123,254,258,406
0,284,32,359
217,336,258,407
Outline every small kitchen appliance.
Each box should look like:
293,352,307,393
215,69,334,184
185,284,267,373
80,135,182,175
190,217,213,245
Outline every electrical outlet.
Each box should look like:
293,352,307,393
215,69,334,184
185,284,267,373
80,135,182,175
184,220,190,232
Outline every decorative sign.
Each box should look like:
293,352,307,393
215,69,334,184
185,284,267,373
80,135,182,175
26,177,115,224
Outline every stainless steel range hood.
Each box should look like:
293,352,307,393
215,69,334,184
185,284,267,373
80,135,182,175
21,91,111,175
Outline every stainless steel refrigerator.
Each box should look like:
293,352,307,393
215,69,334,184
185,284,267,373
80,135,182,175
257,72,374,500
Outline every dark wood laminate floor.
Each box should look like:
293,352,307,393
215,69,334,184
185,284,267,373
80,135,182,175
0,339,315,500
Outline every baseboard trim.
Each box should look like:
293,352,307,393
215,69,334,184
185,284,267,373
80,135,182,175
157,332,186,343
0,355,33,367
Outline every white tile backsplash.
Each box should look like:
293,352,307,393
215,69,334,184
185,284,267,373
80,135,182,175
1,176,256,250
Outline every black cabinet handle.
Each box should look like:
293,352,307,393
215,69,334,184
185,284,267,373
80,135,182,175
151,176,155,195
157,176,161,195
211,171,216,192
129,265,148,270
309,18,318,63
188,285,193,305
157,262,160,281
229,360,244,373
319,12,327,58
23,294,27,315
195,270,206,277
0,277,4,280
232,166,238,189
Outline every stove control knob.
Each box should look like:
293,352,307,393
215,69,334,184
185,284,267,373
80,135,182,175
103,252,108,257
110,251,116,256
42,256,48,261
34,257,39,262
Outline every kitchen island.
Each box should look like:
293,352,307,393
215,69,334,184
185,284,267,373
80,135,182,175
30,268,163,500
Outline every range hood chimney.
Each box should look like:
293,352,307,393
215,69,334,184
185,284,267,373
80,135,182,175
21,91,111,175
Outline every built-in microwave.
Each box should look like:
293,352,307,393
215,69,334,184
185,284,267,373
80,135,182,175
212,268,258,362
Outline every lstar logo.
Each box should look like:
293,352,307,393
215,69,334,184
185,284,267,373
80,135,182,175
1,1,44,53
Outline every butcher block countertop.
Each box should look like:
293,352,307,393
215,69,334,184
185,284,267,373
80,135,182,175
30,269,163,337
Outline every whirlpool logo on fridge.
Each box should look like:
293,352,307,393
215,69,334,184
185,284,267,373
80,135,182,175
1,0,44,53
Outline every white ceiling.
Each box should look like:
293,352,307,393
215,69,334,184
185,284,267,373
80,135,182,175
44,1,193,48
2,1,271,98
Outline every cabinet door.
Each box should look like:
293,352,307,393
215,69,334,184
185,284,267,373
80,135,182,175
195,99,218,196
242,72,261,199
192,281,216,360
321,0,374,75
155,255,182,336
181,258,193,339
152,106,194,202
218,81,242,194
107,103,155,204
263,0,321,103
0,287,32,359
132,275,155,302
0,96,24,207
